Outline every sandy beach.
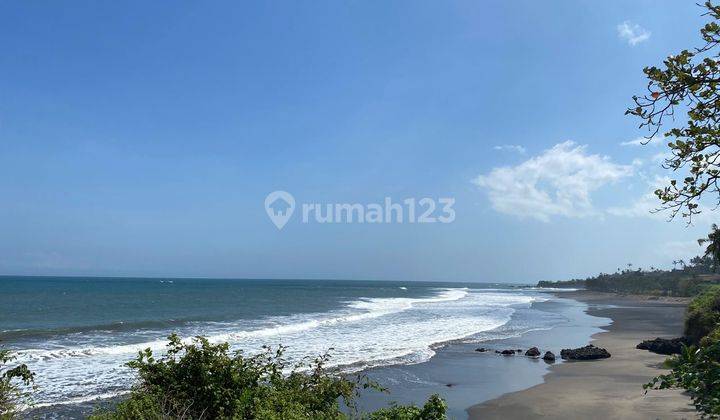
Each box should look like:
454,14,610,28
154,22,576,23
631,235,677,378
468,291,699,420
26,289,701,419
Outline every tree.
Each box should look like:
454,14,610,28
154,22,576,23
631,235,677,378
699,223,720,271
627,1,720,222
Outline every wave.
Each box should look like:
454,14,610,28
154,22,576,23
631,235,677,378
525,287,581,292
16,287,544,406
0,318,194,341
19,288,471,362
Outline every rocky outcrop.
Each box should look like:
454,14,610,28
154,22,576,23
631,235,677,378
560,344,611,360
636,337,687,355
497,349,515,355
475,347,489,352
542,351,555,362
525,347,541,357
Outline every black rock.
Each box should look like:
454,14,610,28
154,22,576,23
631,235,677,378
525,347,541,357
542,351,556,362
560,344,611,360
636,337,687,355
500,349,516,355
475,347,489,353
516,349,523,353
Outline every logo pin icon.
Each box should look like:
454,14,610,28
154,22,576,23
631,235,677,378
265,190,295,230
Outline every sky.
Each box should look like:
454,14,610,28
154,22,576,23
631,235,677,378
0,1,715,282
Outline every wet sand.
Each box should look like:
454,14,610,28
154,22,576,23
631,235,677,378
468,291,698,420
357,292,609,419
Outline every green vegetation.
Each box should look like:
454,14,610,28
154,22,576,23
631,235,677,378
90,334,446,420
0,347,34,419
366,396,446,420
536,279,585,288
627,1,720,222
537,255,720,297
699,224,720,270
685,286,720,343
645,286,720,417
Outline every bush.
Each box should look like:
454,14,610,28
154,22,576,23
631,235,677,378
645,336,720,418
646,287,720,417
91,334,446,420
684,286,720,344
0,347,35,419
366,395,447,420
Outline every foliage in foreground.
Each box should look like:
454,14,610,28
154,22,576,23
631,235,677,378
90,334,446,420
0,347,34,419
626,1,720,222
646,287,720,418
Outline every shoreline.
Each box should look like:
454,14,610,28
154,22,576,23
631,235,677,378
356,291,607,419
24,289,692,419
468,291,698,419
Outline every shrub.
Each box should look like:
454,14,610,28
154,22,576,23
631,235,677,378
685,286,720,344
646,287,720,417
645,336,720,418
91,334,446,420
366,395,447,420
0,347,35,419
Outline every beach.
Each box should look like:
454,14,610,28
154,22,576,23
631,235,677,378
11,281,702,419
468,291,698,419
8,278,568,418
356,291,609,419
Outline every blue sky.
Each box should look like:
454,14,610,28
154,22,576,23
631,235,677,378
0,1,714,282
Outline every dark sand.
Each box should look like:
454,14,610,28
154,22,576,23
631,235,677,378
357,293,609,419
468,291,699,420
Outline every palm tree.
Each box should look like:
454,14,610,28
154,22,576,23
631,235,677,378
698,224,720,272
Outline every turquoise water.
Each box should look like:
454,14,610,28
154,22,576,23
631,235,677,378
0,276,563,408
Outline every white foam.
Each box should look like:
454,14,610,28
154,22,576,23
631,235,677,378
18,287,539,406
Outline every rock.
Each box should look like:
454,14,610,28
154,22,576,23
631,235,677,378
636,337,687,355
475,347,489,353
500,349,515,356
516,349,523,353
525,347,541,357
445,383,454,387
542,351,556,362
560,344,611,360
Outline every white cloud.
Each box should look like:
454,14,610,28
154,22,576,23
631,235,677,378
607,175,715,222
494,144,526,154
620,137,661,147
607,191,663,219
472,141,634,222
607,175,675,219
617,21,651,46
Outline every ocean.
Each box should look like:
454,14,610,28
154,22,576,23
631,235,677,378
0,276,575,411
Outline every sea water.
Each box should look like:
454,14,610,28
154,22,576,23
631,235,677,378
0,277,570,408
